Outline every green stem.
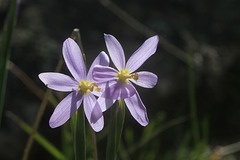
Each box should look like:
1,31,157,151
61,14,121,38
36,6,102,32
72,106,86,160
90,128,98,160
106,100,125,160
0,0,18,126
61,124,74,160
187,51,200,146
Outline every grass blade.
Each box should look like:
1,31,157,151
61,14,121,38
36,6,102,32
0,0,20,125
6,111,65,160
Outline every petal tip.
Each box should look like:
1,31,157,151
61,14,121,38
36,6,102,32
64,37,73,43
104,33,109,36
104,33,114,40
141,121,149,127
154,35,159,40
93,125,104,132
49,121,57,128
38,73,47,85
38,73,44,79
151,35,159,42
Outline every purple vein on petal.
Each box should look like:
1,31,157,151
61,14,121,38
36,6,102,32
129,71,158,88
62,38,86,81
39,72,78,92
84,93,104,132
104,34,126,70
49,91,84,128
124,91,149,126
92,65,118,83
126,35,159,73
87,51,110,81
101,81,136,99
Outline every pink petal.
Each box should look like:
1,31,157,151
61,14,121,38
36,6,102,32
39,72,78,92
130,71,158,88
126,35,159,73
87,51,110,81
62,38,86,82
49,91,83,128
101,81,136,100
104,34,125,71
83,93,104,132
92,65,118,83
124,91,149,126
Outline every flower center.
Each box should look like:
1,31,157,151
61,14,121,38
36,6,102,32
78,80,101,94
116,69,138,82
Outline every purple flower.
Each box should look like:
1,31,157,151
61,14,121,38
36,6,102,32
92,34,159,126
39,38,109,132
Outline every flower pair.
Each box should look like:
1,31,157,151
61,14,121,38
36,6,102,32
39,34,159,132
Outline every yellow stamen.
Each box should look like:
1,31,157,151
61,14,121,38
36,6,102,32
78,80,101,94
94,88,101,92
116,69,139,82
132,73,139,81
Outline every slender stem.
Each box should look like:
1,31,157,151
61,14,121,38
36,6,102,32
22,57,63,160
106,100,125,160
77,107,86,160
116,100,125,149
0,66,7,125
187,51,200,146
90,128,98,160
72,106,86,160
71,29,85,56
0,0,18,126
106,106,116,160
61,123,74,160
71,28,87,68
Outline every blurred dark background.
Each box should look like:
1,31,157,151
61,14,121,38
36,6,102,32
1,0,240,159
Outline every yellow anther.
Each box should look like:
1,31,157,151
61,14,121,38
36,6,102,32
78,80,101,94
91,82,98,87
94,88,101,92
131,73,139,81
116,69,139,82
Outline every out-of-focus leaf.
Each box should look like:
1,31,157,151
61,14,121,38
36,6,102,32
0,0,20,125
6,111,65,160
